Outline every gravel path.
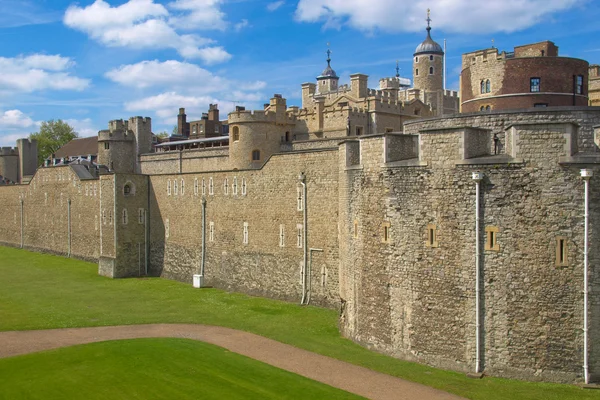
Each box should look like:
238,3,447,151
0,324,465,400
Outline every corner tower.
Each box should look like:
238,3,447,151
413,9,444,94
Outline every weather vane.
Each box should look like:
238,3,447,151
326,42,332,65
426,8,431,28
396,60,400,78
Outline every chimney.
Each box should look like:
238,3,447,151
177,108,188,137
208,104,219,121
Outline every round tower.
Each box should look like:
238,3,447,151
413,9,444,94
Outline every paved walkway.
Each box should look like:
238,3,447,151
0,324,465,400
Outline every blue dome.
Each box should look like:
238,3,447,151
414,29,444,56
317,62,338,80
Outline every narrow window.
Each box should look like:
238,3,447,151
223,178,229,195
429,55,433,61
530,77,540,92
576,75,584,95
102,210,106,225
209,177,214,195
209,221,214,242
174,179,178,195
279,224,285,247
353,220,358,238
167,179,171,196
297,186,303,211
382,221,391,243
485,226,500,251
233,177,238,195
181,179,185,195
415,68,419,76
355,126,363,136
252,149,260,161
556,237,568,266
202,178,206,195
426,224,438,247
138,208,144,224
108,210,112,225
485,79,491,93
297,224,303,248
243,222,249,244
194,178,198,196
85,184,89,196
232,126,239,141
94,184,97,196
415,56,419,63
165,218,170,239
122,208,128,225
429,66,434,75
104,142,110,150
242,178,247,196
480,80,485,94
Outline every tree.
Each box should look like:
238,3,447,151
30,120,78,165
156,131,169,139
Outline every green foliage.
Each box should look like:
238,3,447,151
0,246,597,400
172,124,178,135
29,119,78,165
155,131,169,139
0,339,362,400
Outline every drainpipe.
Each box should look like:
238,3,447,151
306,248,323,305
67,198,72,258
144,209,148,275
581,168,592,384
299,173,308,305
472,171,484,374
20,198,24,249
201,197,206,278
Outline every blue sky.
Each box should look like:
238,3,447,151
0,0,599,145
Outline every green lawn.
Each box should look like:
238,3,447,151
0,338,364,400
0,246,597,400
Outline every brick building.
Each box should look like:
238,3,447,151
460,41,589,112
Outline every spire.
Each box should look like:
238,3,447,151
426,8,432,34
395,60,400,78
317,42,338,80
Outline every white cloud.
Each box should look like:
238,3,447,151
295,0,580,33
168,0,227,30
234,19,250,32
0,110,38,128
64,118,99,137
64,0,230,64
267,1,285,11
105,60,225,90
0,55,89,93
125,92,216,118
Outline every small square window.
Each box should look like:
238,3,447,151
485,226,500,251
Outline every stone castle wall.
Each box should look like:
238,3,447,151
146,149,340,307
0,166,100,261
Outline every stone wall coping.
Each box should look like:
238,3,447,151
418,126,491,133
504,121,580,130
559,155,600,164
338,139,361,145
455,154,525,165
404,106,600,126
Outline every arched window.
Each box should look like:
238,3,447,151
429,66,434,75
480,106,485,112
486,105,491,111
232,126,239,141
480,80,485,94
415,68,419,76
485,79,491,93
123,182,135,196
251,149,260,161
429,55,433,61
285,131,290,142
415,56,419,63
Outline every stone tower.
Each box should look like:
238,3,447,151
316,48,339,94
413,9,444,95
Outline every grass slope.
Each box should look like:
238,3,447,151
0,338,364,400
0,246,597,400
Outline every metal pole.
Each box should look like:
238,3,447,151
144,209,148,275
472,172,483,373
299,173,308,305
581,169,592,384
20,198,24,249
67,198,72,258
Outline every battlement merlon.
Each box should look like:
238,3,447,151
128,116,151,125
0,146,19,156
228,109,297,125
108,119,128,132
98,128,135,142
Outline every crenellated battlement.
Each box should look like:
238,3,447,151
98,128,134,142
128,116,151,125
0,147,18,156
228,109,296,124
